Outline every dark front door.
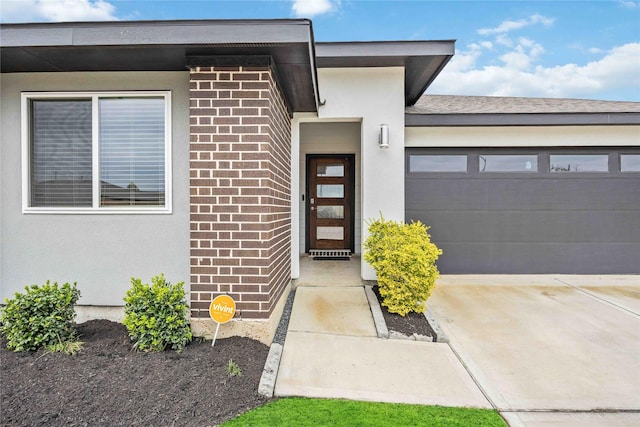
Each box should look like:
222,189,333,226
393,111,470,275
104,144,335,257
307,155,355,252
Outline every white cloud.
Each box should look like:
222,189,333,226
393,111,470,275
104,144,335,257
291,0,338,17
0,0,117,23
428,42,640,100
618,1,638,9
478,14,554,35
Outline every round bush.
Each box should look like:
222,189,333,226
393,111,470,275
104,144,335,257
123,274,192,352
0,281,80,352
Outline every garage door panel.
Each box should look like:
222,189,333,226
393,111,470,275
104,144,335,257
435,242,640,274
408,210,639,243
406,178,639,212
405,148,640,274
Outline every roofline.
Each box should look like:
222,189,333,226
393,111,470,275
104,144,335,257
316,40,455,107
316,40,456,58
0,19,315,47
405,112,640,127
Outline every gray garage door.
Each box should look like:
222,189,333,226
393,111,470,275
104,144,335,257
405,148,640,274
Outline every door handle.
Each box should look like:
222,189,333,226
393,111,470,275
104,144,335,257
311,207,315,211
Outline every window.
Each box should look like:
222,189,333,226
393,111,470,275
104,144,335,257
550,154,608,172
409,155,467,172
479,154,538,172
620,154,640,172
23,92,171,212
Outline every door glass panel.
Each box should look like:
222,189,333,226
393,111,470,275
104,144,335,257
550,154,608,172
317,205,344,219
409,155,467,172
317,163,344,177
317,226,344,240
317,184,344,198
621,154,640,172
479,155,538,172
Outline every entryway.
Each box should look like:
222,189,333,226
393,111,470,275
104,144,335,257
296,255,362,287
306,154,355,256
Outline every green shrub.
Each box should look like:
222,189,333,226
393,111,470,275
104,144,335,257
364,215,442,316
0,281,80,352
123,274,192,352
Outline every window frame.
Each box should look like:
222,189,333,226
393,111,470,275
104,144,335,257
22,91,172,214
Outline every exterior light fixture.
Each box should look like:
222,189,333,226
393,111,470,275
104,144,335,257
379,124,389,149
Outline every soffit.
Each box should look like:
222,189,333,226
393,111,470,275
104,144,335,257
0,20,319,113
315,41,455,106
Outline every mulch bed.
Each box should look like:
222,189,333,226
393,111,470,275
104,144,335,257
372,286,437,340
0,320,269,427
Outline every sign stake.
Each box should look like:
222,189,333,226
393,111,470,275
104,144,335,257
211,323,220,348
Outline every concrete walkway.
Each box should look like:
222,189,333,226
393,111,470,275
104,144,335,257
274,257,490,407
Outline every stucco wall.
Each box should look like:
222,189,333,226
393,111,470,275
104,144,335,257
405,125,640,147
291,67,405,280
0,71,190,306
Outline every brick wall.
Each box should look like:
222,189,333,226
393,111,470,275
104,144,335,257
189,64,292,320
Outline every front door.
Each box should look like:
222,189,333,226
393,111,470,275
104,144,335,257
307,155,355,253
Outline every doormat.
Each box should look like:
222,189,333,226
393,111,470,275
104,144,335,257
312,256,351,261
309,249,351,258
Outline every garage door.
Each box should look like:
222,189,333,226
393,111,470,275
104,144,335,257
405,148,640,274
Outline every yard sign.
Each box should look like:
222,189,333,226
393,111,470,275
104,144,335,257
209,295,236,347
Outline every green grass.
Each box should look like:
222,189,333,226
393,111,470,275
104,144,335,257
222,398,506,427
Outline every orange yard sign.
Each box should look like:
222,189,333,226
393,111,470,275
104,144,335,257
209,295,236,324
209,295,236,348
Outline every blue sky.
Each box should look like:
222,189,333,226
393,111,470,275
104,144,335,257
2,0,639,101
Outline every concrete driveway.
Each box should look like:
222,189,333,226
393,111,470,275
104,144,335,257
428,275,640,426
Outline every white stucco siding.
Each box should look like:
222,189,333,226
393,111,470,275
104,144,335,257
312,67,405,279
405,125,640,147
0,71,190,306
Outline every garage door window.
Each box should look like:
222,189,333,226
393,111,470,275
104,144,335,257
479,155,537,172
620,154,640,172
550,154,608,172
409,155,467,172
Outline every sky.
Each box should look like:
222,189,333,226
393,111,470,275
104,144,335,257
1,0,639,101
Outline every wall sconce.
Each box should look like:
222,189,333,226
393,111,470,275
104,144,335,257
378,124,390,149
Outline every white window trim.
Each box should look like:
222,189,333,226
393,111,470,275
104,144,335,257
21,91,172,214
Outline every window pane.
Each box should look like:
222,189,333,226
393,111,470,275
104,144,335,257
621,154,640,172
409,155,467,172
317,164,344,177
317,184,344,198
550,154,608,172
317,226,344,240
30,100,92,207
99,97,165,206
317,205,344,219
479,155,537,172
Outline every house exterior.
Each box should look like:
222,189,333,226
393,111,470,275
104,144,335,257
1,20,638,344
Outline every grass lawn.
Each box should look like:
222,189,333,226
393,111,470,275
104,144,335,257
222,398,507,426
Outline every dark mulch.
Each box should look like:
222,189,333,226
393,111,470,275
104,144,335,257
0,320,269,427
373,286,437,340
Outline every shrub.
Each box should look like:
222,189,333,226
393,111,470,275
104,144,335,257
364,215,442,316
0,281,80,352
123,274,192,352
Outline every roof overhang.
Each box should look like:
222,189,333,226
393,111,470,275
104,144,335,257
0,19,320,113
406,112,640,127
316,41,455,106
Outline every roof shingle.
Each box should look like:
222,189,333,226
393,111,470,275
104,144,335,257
407,95,640,114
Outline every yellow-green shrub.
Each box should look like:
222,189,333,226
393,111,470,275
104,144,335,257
364,216,442,316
